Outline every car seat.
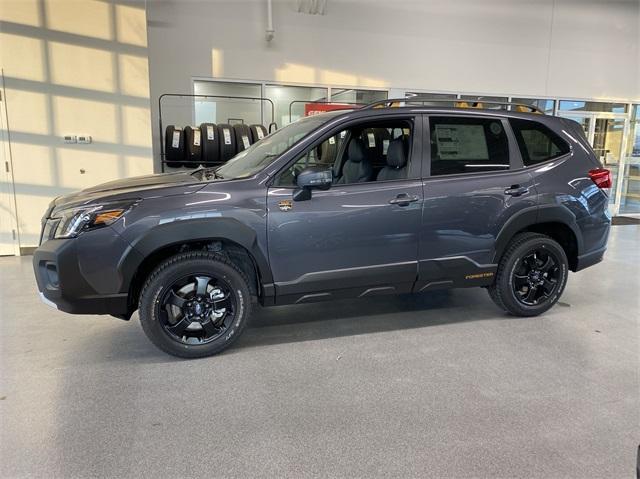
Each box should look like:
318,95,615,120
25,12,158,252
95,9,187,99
376,138,408,181
336,138,373,184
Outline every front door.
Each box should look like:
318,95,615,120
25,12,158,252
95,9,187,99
416,114,537,291
267,115,423,304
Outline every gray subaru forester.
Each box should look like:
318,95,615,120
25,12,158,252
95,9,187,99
33,99,611,358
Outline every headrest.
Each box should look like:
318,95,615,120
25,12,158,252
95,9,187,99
386,138,407,168
347,138,367,163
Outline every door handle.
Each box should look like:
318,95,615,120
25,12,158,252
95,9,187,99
504,185,529,197
389,193,420,206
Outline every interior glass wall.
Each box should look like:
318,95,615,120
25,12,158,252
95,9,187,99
511,98,555,114
265,84,328,126
193,81,263,127
558,101,627,114
460,95,509,110
406,92,457,107
619,105,640,214
330,89,387,105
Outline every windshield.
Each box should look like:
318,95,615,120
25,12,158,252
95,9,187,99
215,113,343,179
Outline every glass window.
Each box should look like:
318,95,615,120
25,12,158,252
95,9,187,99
459,95,509,110
511,98,555,114
215,112,341,180
330,89,387,105
430,116,509,176
510,119,570,166
265,84,328,127
193,80,263,126
276,118,413,186
406,92,457,107
558,101,627,114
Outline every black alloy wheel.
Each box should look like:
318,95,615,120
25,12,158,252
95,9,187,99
511,248,561,306
159,274,236,345
488,232,568,317
139,251,252,358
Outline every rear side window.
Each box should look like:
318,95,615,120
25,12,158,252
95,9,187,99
510,118,570,166
430,116,509,176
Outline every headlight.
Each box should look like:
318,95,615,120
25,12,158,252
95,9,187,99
52,200,138,239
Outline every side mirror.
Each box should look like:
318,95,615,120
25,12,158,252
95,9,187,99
293,167,332,201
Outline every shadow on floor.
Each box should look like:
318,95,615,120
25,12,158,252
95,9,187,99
90,289,507,363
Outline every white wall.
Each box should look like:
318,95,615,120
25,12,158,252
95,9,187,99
147,0,640,166
0,0,153,249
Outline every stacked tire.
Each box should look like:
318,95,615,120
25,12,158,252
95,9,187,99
164,125,185,168
164,122,269,169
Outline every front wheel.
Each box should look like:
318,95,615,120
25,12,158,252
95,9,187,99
139,251,252,358
488,233,568,317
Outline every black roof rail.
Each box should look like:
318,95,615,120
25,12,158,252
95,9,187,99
361,96,545,114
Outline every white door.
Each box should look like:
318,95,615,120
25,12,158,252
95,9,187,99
0,75,20,256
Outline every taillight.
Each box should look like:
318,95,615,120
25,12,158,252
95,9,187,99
588,168,612,189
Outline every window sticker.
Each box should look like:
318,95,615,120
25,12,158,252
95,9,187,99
223,128,232,145
171,130,180,148
328,136,335,145
340,131,347,139
434,124,488,160
256,128,264,139
206,125,215,140
193,129,201,146
367,132,376,148
242,135,250,149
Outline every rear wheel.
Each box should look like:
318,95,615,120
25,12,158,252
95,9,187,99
488,233,568,316
139,251,252,358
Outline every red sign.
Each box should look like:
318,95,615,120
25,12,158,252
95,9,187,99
304,103,356,116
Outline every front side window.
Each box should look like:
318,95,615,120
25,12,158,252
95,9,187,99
510,118,570,166
430,116,509,176
215,112,344,180
275,119,413,187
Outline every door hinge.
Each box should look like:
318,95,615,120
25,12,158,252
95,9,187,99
4,161,9,173
12,229,16,240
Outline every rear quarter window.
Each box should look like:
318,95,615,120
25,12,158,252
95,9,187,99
510,118,570,166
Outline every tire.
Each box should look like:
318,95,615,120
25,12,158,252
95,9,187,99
217,124,236,163
233,124,252,154
139,251,252,358
164,125,185,168
199,123,220,166
183,126,202,168
249,124,267,143
488,232,568,317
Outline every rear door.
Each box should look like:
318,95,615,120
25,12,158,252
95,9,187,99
267,114,423,304
416,113,537,291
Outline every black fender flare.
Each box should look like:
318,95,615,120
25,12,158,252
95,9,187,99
493,205,584,263
118,217,274,294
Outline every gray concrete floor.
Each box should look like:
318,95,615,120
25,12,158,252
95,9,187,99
1,226,638,479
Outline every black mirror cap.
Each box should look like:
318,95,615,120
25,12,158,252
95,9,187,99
296,167,332,191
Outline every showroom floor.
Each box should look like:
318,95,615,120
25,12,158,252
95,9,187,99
1,226,638,478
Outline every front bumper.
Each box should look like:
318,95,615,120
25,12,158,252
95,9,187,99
33,237,129,316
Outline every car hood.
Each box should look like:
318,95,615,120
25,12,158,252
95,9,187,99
49,170,209,213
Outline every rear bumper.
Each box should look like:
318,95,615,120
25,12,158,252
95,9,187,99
33,238,128,316
575,246,606,272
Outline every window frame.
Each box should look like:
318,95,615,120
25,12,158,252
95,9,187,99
423,113,523,178
270,113,423,189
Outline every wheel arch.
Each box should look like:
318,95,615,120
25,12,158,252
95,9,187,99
493,205,583,271
120,218,274,315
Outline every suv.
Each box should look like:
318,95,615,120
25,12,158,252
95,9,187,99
33,99,611,358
